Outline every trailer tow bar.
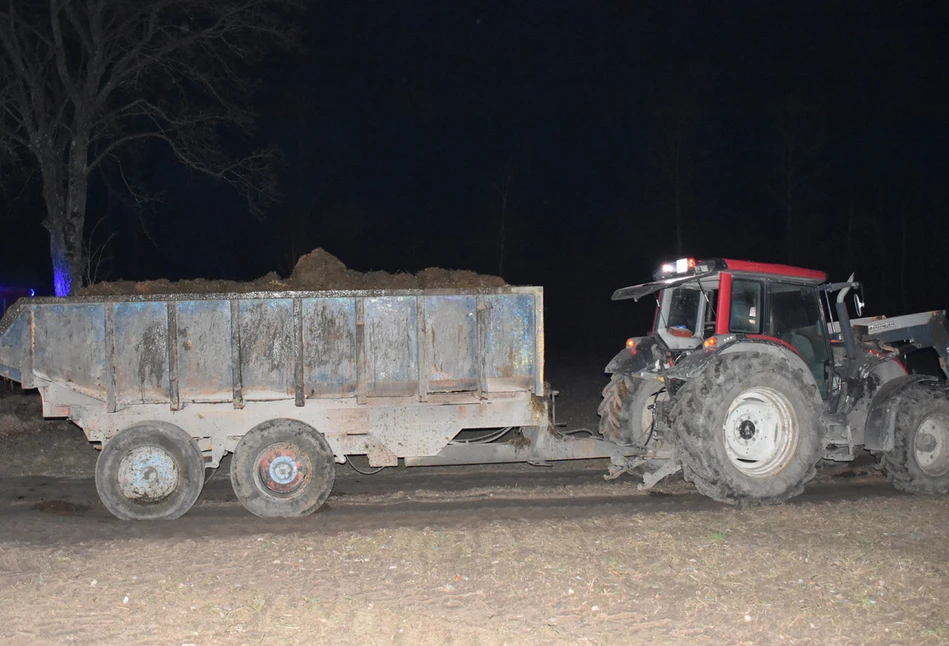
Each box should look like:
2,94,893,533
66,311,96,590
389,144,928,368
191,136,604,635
604,456,682,490
604,456,645,481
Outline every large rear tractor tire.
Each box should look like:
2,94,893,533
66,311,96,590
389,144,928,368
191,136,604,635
879,383,949,494
231,419,336,518
597,374,665,447
95,422,205,521
672,351,823,505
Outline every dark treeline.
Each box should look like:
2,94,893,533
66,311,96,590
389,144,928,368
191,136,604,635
2,2,947,356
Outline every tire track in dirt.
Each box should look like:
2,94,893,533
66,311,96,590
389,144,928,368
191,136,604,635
0,467,903,547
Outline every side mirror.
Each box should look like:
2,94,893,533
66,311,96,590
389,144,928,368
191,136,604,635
853,292,865,317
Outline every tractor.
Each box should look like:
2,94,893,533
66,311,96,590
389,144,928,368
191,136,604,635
599,257,949,505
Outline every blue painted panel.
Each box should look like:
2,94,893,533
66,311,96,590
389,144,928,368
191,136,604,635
0,307,25,381
34,303,106,398
483,294,535,390
425,295,477,391
303,298,357,396
240,299,293,399
366,296,418,396
176,300,232,402
114,301,169,404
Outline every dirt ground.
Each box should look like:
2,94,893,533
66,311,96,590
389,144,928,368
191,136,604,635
2,361,949,646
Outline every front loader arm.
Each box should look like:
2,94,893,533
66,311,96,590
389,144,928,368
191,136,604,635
852,310,949,379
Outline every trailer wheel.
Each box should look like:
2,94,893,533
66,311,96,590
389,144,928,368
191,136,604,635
95,422,205,521
230,419,336,518
672,351,823,505
598,374,665,447
880,383,949,494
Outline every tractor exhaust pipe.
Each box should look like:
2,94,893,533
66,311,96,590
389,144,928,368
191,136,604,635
836,274,859,361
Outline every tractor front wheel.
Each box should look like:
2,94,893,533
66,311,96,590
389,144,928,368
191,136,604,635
672,351,823,505
597,374,665,447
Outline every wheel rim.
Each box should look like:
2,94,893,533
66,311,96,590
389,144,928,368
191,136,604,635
116,446,180,502
254,442,312,497
722,386,800,477
914,414,949,477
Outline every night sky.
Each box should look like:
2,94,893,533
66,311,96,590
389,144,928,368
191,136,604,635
2,2,949,356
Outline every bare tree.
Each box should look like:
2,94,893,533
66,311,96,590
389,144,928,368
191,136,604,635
0,0,301,295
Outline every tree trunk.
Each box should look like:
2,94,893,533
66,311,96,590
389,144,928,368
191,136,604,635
41,145,89,296
46,218,84,297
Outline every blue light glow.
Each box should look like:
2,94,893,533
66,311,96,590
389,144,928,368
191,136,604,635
53,269,71,297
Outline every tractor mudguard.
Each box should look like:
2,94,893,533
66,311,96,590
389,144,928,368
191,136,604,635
663,337,819,391
864,374,937,452
604,336,665,376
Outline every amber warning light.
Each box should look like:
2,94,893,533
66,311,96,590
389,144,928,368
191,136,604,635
626,338,637,352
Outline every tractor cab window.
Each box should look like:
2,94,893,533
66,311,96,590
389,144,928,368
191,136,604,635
656,277,719,350
668,289,701,334
729,280,762,333
769,283,830,391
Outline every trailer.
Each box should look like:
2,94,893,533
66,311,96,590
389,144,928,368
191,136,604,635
0,288,631,520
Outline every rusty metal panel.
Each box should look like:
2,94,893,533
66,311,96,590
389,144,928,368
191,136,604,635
113,301,169,405
424,295,478,392
365,296,418,396
239,298,294,400
33,303,106,399
483,294,536,392
303,298,357,397
0,304,26,382
176,300,232,402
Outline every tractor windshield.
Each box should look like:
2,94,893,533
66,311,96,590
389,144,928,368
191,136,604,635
655,276,719,350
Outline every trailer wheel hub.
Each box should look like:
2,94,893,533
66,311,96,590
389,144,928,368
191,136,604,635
116,446,179,502
256,442,311,495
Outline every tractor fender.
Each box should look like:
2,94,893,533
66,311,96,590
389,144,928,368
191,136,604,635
719,340,820,390
864,374,938,452
604,336,665,377
665,337,819,392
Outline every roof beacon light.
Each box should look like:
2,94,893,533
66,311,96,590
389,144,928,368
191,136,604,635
661,258,696,276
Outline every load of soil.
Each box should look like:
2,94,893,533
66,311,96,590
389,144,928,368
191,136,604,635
79,248,506,296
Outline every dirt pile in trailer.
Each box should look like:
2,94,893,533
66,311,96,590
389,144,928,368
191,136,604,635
78,248,506,296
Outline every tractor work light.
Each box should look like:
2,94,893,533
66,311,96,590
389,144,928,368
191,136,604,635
660,258,696,276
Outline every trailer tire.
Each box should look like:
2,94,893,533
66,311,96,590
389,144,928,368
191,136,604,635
230,419,336,518
598,374,665,447
95,422,205,521
879,383,949,494
672,351,822,506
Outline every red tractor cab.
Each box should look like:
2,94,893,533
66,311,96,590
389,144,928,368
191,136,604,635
610,258,832,392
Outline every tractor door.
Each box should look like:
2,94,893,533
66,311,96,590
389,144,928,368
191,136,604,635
768,282,832,394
